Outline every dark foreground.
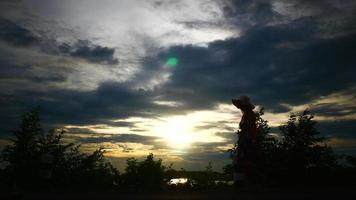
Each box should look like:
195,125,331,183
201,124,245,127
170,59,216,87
2,187,356,200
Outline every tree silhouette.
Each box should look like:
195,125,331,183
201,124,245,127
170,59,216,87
280,110,337,171
1,108,119,189
273,110,339,185
2,108,43,187
205,161,217,186
122,153,165,189
252,108,280,183
227,108,341,185
197,161,214,187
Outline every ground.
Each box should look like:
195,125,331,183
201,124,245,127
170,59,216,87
2,187,356,200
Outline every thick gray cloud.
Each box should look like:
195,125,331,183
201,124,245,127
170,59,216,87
145,19,356,113
0,18,39,46
0,18,118,65
222,0,279,26
0,82,149,127
0,80,182,136
78,133,159,145
58,40,119,65
317,120,356,139
312,104,356,119
0,63,67,83
220,0,356,35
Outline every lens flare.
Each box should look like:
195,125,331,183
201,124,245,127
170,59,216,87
166,57,178,67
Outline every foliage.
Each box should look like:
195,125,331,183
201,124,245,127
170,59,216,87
194,161,215,188
122,153,165,189
225,108,342,185
279,110,337,170
1,108,119,189
252,108,280,182
228,108,278,159
345,155,356,168
2,108,43,187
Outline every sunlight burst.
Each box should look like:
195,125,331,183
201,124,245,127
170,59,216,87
154,116,194,149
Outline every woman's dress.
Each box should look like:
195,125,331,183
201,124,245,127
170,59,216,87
235,110,258,175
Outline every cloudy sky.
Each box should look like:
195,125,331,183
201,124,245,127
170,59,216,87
1,0,356,171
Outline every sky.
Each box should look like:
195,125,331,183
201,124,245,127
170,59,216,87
0,0,356,171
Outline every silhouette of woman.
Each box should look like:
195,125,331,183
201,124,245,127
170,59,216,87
232,96,258,184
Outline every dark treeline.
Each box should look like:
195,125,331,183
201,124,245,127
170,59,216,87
0,109,119,191
0,108,356,192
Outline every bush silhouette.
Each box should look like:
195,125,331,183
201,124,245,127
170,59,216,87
228,108,343,185
1,108,119,189
280,110,336,168
122,153,165,189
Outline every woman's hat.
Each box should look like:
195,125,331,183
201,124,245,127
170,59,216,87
232,95,255,109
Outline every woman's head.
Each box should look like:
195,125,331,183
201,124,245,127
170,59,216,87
232,96,255,111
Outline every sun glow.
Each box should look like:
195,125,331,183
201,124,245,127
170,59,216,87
154,116,195,149
65,104,240,155
153,110,231,150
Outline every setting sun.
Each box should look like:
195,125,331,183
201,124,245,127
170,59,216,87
154,116,195,149
153,110,232,150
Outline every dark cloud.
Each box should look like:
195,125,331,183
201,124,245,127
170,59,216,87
0,18,118,65
36,82,155,126
59,40,119,65
317,120,356,139
0,63,67,83
143,17,356,113
105,121,138,128
63,127,97,135
73,132,170,152
0,18,39,46
222,0,278,26
214,132,236,143
152,0,163,7
48,40,119,65
194,121,236,134
177,20,226,30
311,104,356,118
217,0,285,34
219,0,356,38
190,141,231,153
79,133,159,145
0,80,176,136
71,45,117,64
